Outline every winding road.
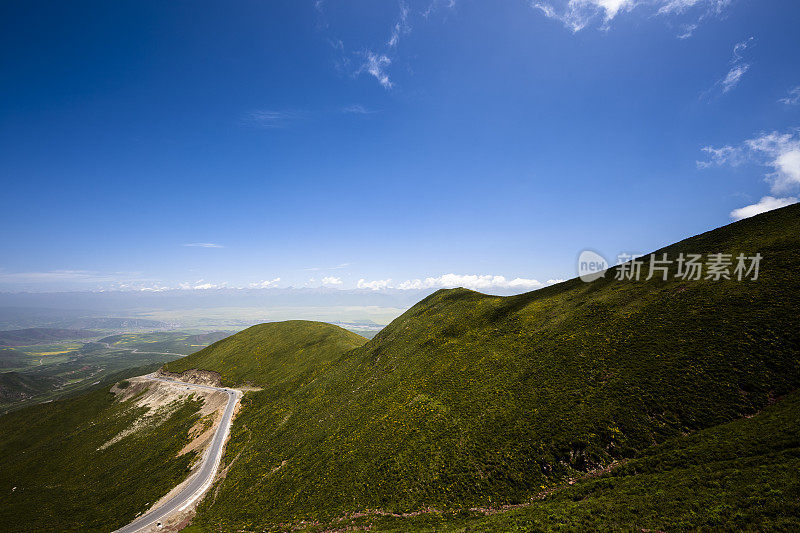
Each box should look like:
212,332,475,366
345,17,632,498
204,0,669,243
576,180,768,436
114,374,240,533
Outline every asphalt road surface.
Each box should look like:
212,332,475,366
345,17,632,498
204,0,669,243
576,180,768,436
114,374,240,533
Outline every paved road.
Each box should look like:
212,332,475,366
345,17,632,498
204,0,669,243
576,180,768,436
114,374,240,533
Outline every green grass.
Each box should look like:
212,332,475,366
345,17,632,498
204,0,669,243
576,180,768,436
183,204,800,530
0,385,203,532
163,320,368,387
317,389,800,532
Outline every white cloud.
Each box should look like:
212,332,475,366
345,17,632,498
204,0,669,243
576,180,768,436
532,0,635,32
779,86,800,106
533,0,733,34
248,277,281,289
183,242,224,248
697,144,744,168
322,276,343,286
352,274,561,292
193,283,224,290
677,23,698,39
744,131,800,193
730,196,798,220
658,0,730,15
179,279,228,290
731,37,752,60
395,274,546,291
137,284,171,292
706,37,753,95
423,0,458,18
719,64,749,93
357,278,392,290
388,2,410,48
359,51,393,89
700,129,800,203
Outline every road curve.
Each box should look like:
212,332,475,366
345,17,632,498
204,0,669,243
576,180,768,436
114,374,240,533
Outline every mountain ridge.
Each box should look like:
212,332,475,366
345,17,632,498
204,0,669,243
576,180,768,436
180,203,800,530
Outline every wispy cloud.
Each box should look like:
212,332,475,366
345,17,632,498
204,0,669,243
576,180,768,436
320,1,456,90
532,0,635,33
532,0,733,35
340,104,376,115
699,128,800,219
779,86,800,106
658,0,731,16
677,23,698,39
699,129,800,193
719,64,750,93
388,2,410,48
705,37,753,96
423,0,458,19
241,110,307,128
183,242,224,248
358,51,393,89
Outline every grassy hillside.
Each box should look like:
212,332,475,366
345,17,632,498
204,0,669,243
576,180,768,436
318,389,800,532
0,372,58,404
0,384,202,532
185,204,800,530
162,320,368,386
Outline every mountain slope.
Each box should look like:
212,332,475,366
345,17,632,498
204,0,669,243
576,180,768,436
185,204,800,530
326,388,800,532
162,320,368,386
0,382,204,532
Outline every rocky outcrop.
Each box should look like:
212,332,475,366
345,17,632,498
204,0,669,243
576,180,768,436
157,368,223,387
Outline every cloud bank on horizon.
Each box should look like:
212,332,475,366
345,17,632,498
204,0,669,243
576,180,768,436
0,270,563,294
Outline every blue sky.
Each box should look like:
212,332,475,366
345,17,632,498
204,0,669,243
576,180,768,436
1,0,799,293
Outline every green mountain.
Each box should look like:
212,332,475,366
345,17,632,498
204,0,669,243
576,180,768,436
0,372,203,532
1,204,799,532
162,320,369,386
325,388,800,532
0,372,58,404
183,204,800,530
